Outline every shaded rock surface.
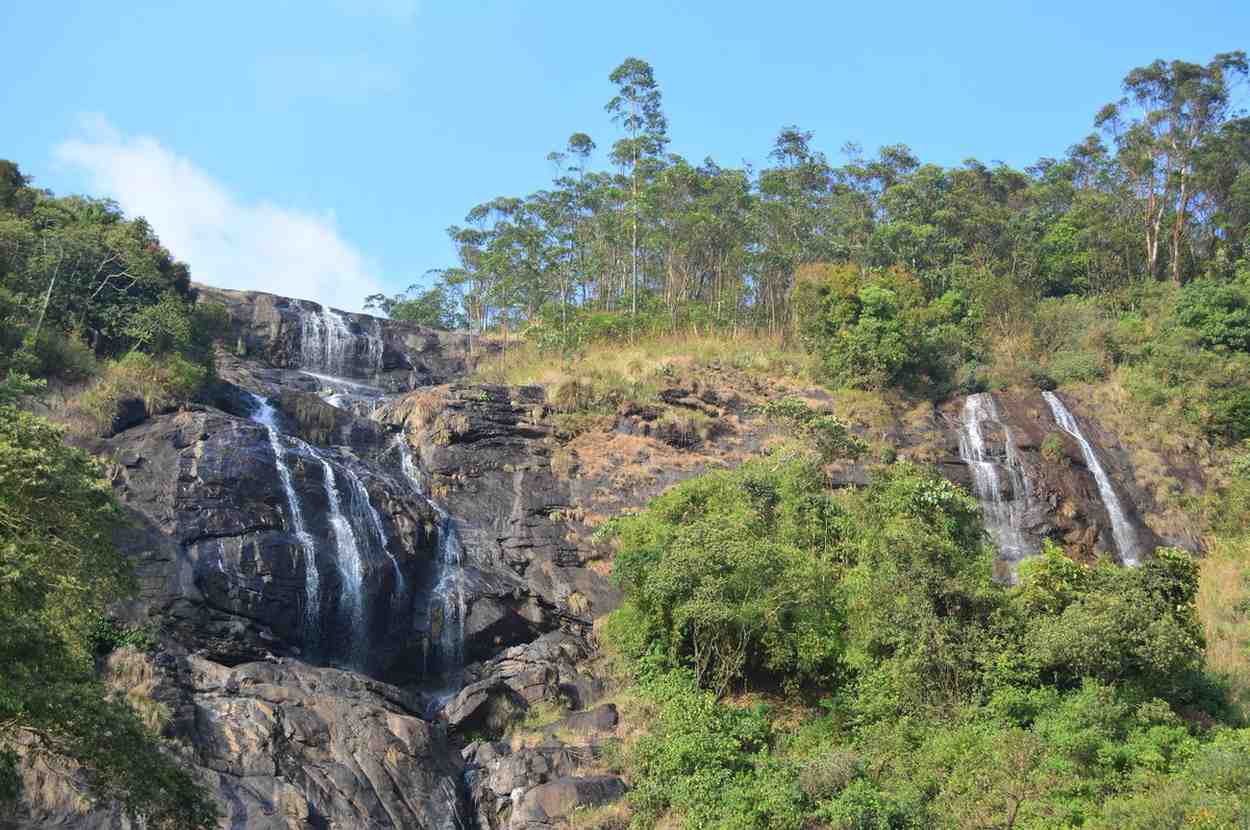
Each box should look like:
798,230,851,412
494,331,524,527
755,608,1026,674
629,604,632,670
15,651,463,830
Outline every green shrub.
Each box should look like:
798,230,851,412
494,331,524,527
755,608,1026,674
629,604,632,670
1206,385,1250,442
1048,348,1106,384
90,612,158,654
755,397,866,461
1172,278,1250,353
29,330,99,381
76,352,207,434
627,666,806,830
1040,433,1067,464
604,458,848,695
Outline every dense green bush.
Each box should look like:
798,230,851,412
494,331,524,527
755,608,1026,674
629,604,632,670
1172,277,1250,353
0,405,218,827
627,665,806,830
791,263,974,395
604,456,848,695
602,457,1238,829
754,397,866,461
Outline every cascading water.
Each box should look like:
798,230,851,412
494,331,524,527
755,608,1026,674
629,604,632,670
343,465,405,598
393,436,467,674
320,457,368,657
300,371,388,418
299,306,385,377
1043,391,1141,566
957,393,1036,577
247,393,320,647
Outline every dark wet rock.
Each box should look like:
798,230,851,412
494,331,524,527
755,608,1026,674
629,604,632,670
194,283,492,388
380,385,619,666
100,408,437,679
274,389,390,450
13,650,467,830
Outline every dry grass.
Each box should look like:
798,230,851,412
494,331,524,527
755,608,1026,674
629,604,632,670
1198,532,1250,721
70,352,206,436
470,333,814,391
504,699,572,749
565,800,633,830
104,646,171,733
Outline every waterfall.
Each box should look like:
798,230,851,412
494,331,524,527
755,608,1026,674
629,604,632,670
300,371,387,417
393,436,467,673
319,457,368,658
299,306,385,377
247,393,320,648
957,393,1035,576
343,465,405,598
1043,392,1141,566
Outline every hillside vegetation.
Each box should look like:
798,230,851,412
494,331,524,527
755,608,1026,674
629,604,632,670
1,48,1249,830
392,52,1250,829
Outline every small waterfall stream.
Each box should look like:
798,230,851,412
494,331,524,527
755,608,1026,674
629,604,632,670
320,456,368,655
957,393,1036,576
1043,391,1141,566
344,465,405,598
299,306,385,377
394,436,467,674
247,393,321,646
248,390,402,664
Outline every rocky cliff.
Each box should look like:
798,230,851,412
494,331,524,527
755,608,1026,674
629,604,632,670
14,288,1196,829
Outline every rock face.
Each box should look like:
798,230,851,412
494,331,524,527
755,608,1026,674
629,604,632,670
16,650,463,830
21,286,1182,828
934,389,1170,568
194,284,490,389
379,385,619,670
20,295,625,829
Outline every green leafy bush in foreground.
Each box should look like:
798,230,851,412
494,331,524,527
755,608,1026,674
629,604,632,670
0,406,218,828
601,459,1243,829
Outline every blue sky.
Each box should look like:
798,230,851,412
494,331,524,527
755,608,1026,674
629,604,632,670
2,0,1247,310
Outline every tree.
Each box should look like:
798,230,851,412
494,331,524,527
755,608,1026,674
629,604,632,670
1097,52,1249,283
0,406,218,827
365,279,466,330
606,58,668,319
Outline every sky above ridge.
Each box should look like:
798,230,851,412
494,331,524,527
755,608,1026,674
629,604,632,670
2,0,1247,311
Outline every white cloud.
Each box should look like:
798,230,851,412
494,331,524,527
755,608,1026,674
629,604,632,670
54,118,384,312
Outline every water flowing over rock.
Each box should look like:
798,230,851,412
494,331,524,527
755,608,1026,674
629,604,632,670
195,283,493,387
956,393,1038,578
393,437,468,677
16,290,632,828
1043,391,1142,565
247,392,321,650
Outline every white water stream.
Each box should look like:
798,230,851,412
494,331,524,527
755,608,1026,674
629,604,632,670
1043,391,1140,565
247,393,321,645
394,436,467,673
957,393,1036,577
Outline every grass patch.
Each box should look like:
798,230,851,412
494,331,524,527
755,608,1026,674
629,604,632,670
471,333,813,392
73,351,207,435
1198,532,1250,722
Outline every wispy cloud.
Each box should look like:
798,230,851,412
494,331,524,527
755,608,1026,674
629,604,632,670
55,118,384,312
